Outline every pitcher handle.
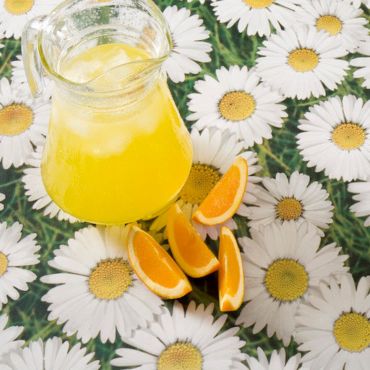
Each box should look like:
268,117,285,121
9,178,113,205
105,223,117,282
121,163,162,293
21,16,46,98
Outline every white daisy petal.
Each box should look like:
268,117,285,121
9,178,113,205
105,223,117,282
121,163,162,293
162,6,212,83
256,25,348,100
0,314,23,360
41,225,164,343
348,181,370,227
0,222,40,309
297,95,370,182
0,78,50,169
294,0,368,53
246,171,334,235
212,0,297,37
22,146,78,223
0,1,60,39
296,275,370,370
237,222,348,344
0,337,100,370
112,301,246,370
188,65,287,148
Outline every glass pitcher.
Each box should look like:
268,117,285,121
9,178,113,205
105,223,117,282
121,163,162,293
22,0,193,225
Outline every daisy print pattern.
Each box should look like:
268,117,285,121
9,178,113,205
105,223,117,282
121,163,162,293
0,222,40,309
0,78,49,169
162,6,212,83
0,192,4,211
150,127,262,240
111,301,248,370
294,0,368,53
256,26,348,100
297,95,370,182
296,274,370,370
188,66,287,148
348,181,370,227
0,337,100,370
41,225,164,343
245,171,334,236
236,222,349,345
0,1,60,39
22,147,77,223
0,314,23,361
211,0,297,37
351,38,370,89
246,348,304,370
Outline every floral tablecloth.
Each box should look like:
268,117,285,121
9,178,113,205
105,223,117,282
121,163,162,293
0,1,370,369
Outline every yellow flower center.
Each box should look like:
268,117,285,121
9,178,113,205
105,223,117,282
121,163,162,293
244,0,274,9
331,123,366,150
4,0,34,15
0,252,8,276
264,259,309,302
0,104,33,136
276,197,303,221
288,49,319,73
179,164,221,205
158,342,203,370
219,91,256,121
89,259,132,300
333,312,370,353
316,15,342,36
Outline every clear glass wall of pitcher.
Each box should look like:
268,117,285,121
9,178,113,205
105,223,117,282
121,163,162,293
22,0,193,224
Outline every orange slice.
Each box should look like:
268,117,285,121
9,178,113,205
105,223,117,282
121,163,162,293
167,203,220,278
127,225,192,299
218,226,244,312
192,156,248,225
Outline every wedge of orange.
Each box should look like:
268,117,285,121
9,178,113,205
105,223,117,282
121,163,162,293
127,225,192,299
218,227,244,312
192,156,248,226
167,203,220,278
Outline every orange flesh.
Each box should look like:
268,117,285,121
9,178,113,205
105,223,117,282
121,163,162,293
131,230,190,289
172,213,216,268
219,227,244,312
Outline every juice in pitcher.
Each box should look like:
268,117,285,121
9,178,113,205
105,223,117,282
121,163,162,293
22,0,193,224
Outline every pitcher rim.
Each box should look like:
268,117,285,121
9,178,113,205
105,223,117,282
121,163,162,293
37,0,172,96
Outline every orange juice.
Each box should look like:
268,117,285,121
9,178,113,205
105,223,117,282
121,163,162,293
41,43,192,224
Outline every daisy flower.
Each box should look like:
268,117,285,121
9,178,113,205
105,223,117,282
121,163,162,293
188,65,287,148
150,127,262,240
0,337,100,370
351,38,370,89
0,222,40,309
162,6,212,83
297,95,370,182
211,0,297,37
0,192,4,211
236,222,349,345
41,225,164,343
246,348,304,370
0,78,49,169
256,26,349,100
294,0,368,53
0,1,61,39
348,181,370,227
111,301,247,370
0,315,23,360
296,274,370,370
22,146,77,223
245,171,334,236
